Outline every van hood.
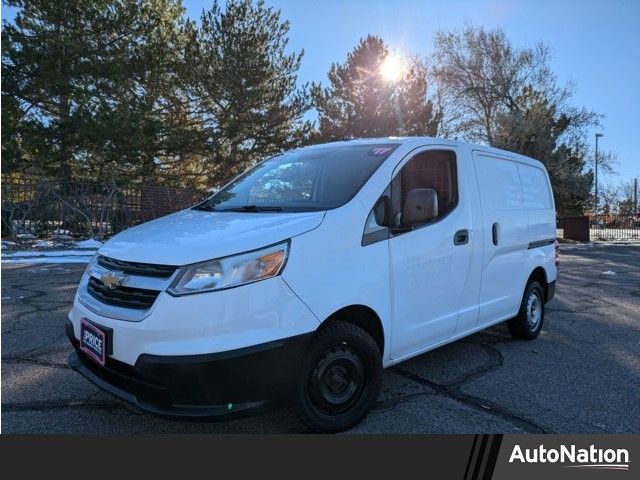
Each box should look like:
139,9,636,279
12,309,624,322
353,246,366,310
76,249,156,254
99,208,325,265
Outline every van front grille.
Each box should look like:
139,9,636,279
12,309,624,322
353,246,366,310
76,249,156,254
97,255,177,278
87,276,160,310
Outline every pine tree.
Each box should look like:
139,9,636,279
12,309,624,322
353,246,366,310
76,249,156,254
1,0,197,184
187,0,311,185
79,0,198,184
2,0,105,177
312,35,440,142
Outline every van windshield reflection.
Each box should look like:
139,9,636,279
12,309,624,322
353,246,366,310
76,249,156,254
195,143,399,213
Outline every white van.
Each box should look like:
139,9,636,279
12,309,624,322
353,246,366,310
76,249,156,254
67,137,557,432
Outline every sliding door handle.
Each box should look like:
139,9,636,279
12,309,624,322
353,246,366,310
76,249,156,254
454,229,469,246
492,222,499,246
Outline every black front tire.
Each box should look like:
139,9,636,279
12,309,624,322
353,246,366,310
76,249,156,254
294,320,382,433
508,280,545,340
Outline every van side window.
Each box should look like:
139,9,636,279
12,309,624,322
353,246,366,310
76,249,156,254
474,155,522,210
391,150,458,230
518,163,552,209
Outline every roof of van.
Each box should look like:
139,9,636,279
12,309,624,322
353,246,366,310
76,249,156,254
307,136,545,166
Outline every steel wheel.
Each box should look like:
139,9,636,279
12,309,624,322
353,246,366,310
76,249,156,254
294,321,382,432
306,346,366,416
526,289,542,329
508,280,545,340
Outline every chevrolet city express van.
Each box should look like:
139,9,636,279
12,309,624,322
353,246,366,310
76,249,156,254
67,137,557,432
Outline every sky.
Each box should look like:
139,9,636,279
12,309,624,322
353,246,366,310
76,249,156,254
3,0,639,184
181,0,640,185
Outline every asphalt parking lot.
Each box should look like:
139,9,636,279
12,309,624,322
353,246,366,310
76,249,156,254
2,243,639,433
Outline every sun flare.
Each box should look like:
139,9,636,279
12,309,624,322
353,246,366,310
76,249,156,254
379,53,405,82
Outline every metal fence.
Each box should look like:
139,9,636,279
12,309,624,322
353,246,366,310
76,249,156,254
557,215,640,242
589,214,640,241
1,176,207,239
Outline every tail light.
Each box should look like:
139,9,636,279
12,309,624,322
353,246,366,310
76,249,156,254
554,240,560,267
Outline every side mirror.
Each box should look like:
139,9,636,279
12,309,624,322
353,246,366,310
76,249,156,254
402,188,438,227
373,196,390,227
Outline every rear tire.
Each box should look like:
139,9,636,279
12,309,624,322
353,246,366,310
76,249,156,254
508,280,545,340
294,320,382,433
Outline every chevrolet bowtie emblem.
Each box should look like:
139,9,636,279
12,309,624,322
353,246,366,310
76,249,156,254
100,271,126,290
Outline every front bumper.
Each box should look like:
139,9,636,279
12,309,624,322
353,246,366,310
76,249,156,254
67,320,312,418
69,274,319,365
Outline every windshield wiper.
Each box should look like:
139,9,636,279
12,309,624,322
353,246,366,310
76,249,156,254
193,203,215,211
218,205,284,212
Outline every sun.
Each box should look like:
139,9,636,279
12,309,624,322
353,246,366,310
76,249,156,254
379,53,405,83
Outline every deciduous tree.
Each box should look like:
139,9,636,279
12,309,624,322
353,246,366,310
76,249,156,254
432,26,602,215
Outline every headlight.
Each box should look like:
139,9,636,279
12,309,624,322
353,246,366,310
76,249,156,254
167,241,289,296
84,253,99,275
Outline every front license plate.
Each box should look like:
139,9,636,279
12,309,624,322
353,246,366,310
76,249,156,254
80,318,107,366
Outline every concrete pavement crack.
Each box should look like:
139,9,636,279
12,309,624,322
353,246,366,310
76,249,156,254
391,341,549,434
445,342,504,387
372,390,438,413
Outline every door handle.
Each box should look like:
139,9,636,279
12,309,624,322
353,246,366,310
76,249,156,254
492,222,499,246
454,229,469,246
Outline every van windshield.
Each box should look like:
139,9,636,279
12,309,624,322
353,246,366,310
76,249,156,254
195,143,400,212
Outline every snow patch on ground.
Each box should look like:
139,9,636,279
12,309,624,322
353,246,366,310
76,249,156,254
592,238,640,245
2,257,92,264
25,266,72,273
2,240,19,249
3,250,95,258
74,239,103,248
32,240,64,248
2,237,102,258
2,249,96,264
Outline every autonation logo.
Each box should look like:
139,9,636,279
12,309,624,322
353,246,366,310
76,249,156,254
509,444,630,471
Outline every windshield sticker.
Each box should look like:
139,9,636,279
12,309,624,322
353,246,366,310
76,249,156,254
369,146,395,156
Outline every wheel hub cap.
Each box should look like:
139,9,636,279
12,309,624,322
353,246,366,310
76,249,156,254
308,347,366,415
326,365,349,393
526,291,541,328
